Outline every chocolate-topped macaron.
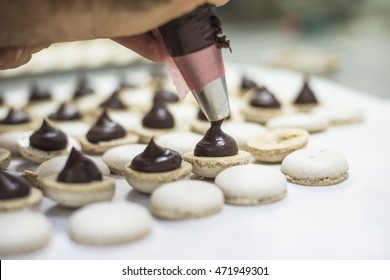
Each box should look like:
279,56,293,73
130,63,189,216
79,109,138,154
42,148,115,207
293,78,319,112
124,138,192,193
238,77,258,95
0,169,43,212
49,102,82,121
183,119,250,178
241,87,282,124
100,90,127,110
27,85,59,118
0,107,37,132
133,94,176,143
19,119,76,163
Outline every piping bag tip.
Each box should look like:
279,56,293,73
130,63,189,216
191,76,231,122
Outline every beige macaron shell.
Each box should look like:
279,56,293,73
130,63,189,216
183,150,250,178
78,133,139,154
221,122,268,150
266,113,328,133
0,131,30,155
132,126,176,144
0,210,52,255
124,161,192,194
42,174,115,207
241,104,282,124
150,180,224,219
312,104,364,125
69,201,151,246
19,135,80,164
0,187,43,212
0,148,11,169
215,164,287,205
155,132,202,155
281,147,349,186
102,144,147,175
247,128,309,163
22,155,110,189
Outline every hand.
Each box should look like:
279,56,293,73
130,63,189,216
0,0,228,69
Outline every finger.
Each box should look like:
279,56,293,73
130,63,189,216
113,32,163,62
0,45,48,70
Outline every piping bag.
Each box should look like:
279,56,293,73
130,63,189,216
154,4,231,122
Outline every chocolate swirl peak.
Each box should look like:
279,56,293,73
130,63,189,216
73,78,94,99
0,169,31,200
49,102,81,121
0,108,30,124
142,95,174,129
197,108,230,121
86,109,126,143
249,87,281,108
130,138,181,173
240,78,257,91
294,79,318,105
194,120,238,157
30,119,68,151
29,85,51,101
57,148,102,183
155,89,179,103
100,90,127,109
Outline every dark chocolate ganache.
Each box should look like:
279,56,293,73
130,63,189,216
158,4,230,57
49,102,81,121
100,90,127,109
249,87,281,108
29,86,51,101
57,148,102,183
0,108,30,124
197,108,230,121
73,78,94,99
155,89,179,103
130,138,181,173
86,109,126,143
194,120,238,157
294,79,318,105
240,78,257,91
0,169,31,200
142,95,174,129
30,119,68,151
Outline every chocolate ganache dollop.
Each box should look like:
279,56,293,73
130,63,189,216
29,86,51,101
86,109,126,143
249,87,281,108
30,119,68,151
49,102,81,121
0,169,31,200
0,108,30,124
240,78,257,91
100,90,127,109
130,138,181,173
194,120,238,157
57,148,102,183
73,78,94,99
294,79,318,105
142,95,174,129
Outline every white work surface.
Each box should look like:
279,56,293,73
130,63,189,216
6,65,390,260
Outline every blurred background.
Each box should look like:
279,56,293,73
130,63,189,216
1,0,389,98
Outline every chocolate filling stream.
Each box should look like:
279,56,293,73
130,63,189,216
194,119,238,157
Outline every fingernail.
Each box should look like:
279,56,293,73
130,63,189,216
15,48,24,61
